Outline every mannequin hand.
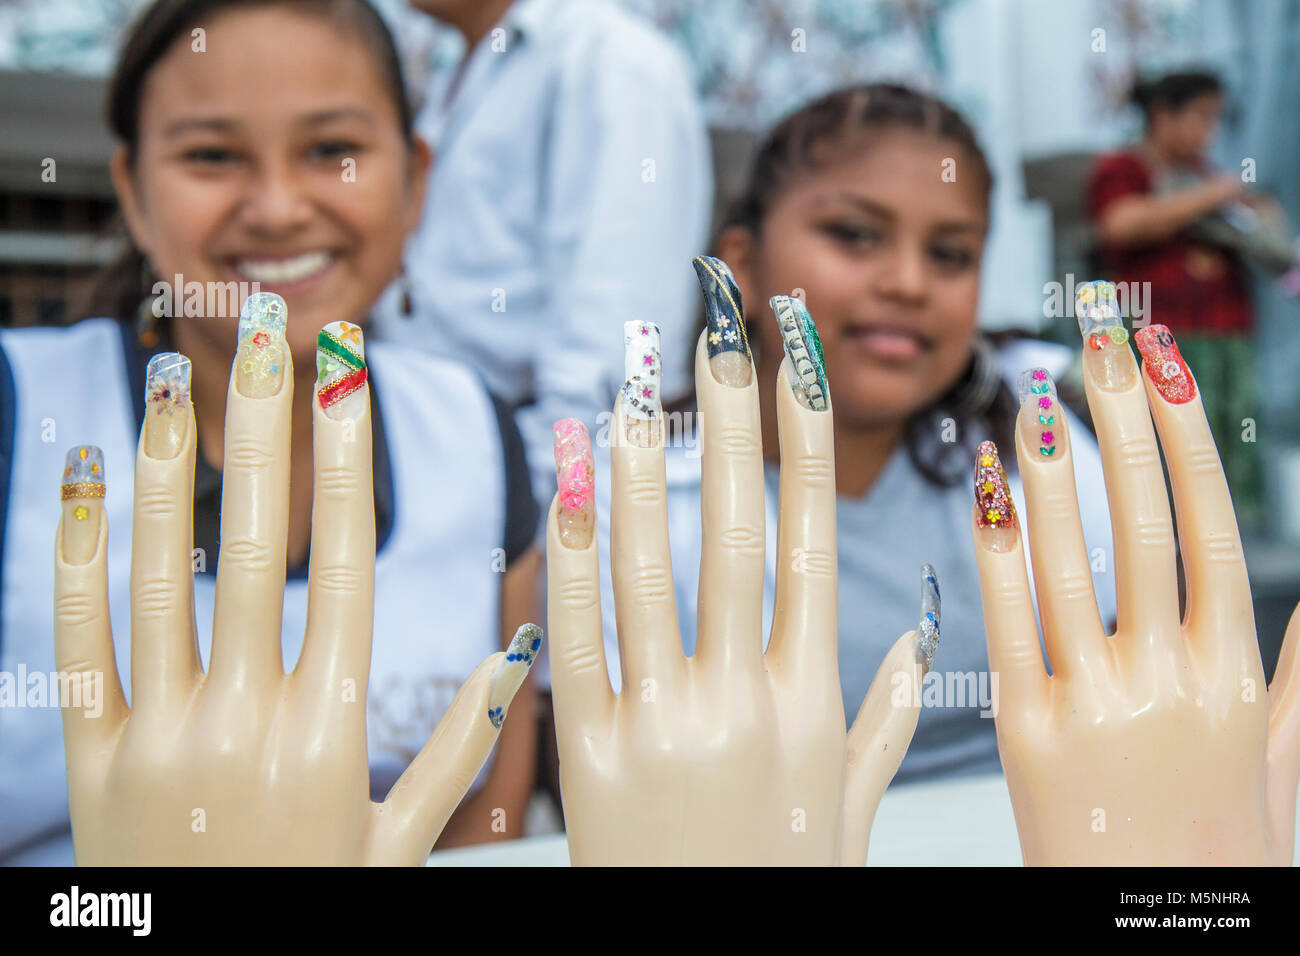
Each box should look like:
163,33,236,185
53,298,539,865
973,283,1300,866
546,275,936,865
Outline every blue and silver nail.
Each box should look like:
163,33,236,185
917,563,941,670
488,623,544,729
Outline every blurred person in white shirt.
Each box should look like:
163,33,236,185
381,0,713,507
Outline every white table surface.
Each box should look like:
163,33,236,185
428,772,1300,866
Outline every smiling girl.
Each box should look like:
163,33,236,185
0,0,540,862
591,84,1118,783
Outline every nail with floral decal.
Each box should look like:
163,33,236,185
554,418,595,550
144,352,191,460
60,445,105,566
621,320,660,447
1017,368,1065,460
917,563,941,673
1074,279,1137,391
316,320,367,421
235,292,287,398
1134,325,1196,404
769,295,829,411
488,623,544,729
974,440,1018,552
692,254,752,388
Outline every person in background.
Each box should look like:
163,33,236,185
0,0,540,864
384,0,713,510
1087,70,1280,528
586,84,1117,784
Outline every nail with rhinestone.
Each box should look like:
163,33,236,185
1134,324,1196,405
1017,367,1064,459
235,292,288,398
488,623,544,729
59,445,105,566
693,254,752,387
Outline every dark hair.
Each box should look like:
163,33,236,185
722,83,995,236
716,83,1016,487
85,0,415,327
1129,70,1223,124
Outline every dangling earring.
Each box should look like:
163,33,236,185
400,267,413,318
906,334,1002,484
135,256,161,348
954,335,1001,417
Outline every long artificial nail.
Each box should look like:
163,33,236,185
769,295,829,411
1074,279,1136,391
553,419,595,550
692,255,752,388
316,320,367,421
621,320,661,447
235,292,287,398
144,352,191,459
60,445,104,565
1134,325,1196,404
1017,368,1063,459
974,440,1018,552
917,563,941,672
488,623,544,729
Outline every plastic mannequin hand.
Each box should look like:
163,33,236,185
53,297,539,865
546,277,937,865
973,283,1300,866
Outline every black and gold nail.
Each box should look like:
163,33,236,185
692,254,751,387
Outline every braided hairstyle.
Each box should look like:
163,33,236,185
717,82,1019,487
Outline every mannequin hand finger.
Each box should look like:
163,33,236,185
693,259,765,677
54,445,127,758
767,310,837,682
841,617,932,866
972,442,1047,714
1014,368,1110,684
296,322,375,705
1075,282,1182,682
130,351,201,713
1266,602,1300,863
609,322,683,694
209,293,292,692
547,419,613,735
1135,325,1257,675
379,624,543,858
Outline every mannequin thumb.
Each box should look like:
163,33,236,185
839,629,926,865
1266,601,1300,863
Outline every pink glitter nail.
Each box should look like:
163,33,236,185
553,418,594,513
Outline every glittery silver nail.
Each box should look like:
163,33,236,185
917,563,941,670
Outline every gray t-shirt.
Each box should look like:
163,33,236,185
592,341,1117,784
